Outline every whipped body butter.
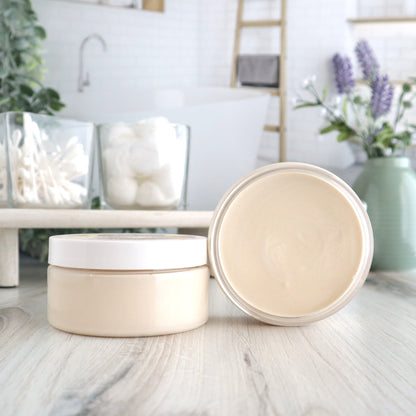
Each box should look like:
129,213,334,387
48,234,209,336
209,163,373,325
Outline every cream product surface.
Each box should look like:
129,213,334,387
209,162,373,326
48,234,209,337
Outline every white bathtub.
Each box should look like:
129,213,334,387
62,87,269,210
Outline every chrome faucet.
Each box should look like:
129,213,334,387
78,34,107,93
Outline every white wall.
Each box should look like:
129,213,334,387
35,0,200,96
197,0,354,168
352,0,416,82
286,0,354,168
35,0,356,168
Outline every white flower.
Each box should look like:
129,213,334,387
301,75,317,89
291,96,301,107
330,96,342,107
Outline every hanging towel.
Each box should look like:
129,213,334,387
237,54,279,88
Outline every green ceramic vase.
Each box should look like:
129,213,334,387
353,157,416,270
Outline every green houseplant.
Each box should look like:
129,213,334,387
295,40,416,270
0,0,66,261
0,0,65,114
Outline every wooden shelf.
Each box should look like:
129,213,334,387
142,0,164,12
240,19,281,27
348,16,416,23
264,125,280,132
0,209,212,229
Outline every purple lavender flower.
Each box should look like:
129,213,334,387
332,54,355,94
355,40,379,81
371,74,394,119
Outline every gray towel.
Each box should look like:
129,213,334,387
237,55,279,88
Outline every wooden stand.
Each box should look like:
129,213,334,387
0,209,213,287
231,0,287,162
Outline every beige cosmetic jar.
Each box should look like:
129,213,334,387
48,234,209,337
208,162,374,326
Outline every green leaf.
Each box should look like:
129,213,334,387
20,84,34,96
13,38,31,51
322,82,329,102
0,68,9,78
402,83,412,93
91,196,101,210
342,97,348,119
45,88,60,100
49,99,65,111
0,0,65,114
294,102,318,109
337,131,351,142
403,101,412,109
34,25,46,40
0,96,11,106
320,124,340,134
353,96,363,105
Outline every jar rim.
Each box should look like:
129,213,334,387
208,162,374,326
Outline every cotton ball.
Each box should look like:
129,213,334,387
133,118,177,162
103,145,135,177
106,176,138,207
129,141,164,176
153,164,181,203
107,123,137,147
135,180,172,208
133,117,170,138
133,121,158,140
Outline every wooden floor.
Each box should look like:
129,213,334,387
1,257,416,416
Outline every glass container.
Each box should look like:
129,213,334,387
97,118,190,210
0,112,94,208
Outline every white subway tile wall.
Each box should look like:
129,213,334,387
35,0,200,96
36,0,412,168
355,0,413,18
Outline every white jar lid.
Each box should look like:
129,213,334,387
49,233,207,270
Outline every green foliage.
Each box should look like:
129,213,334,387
294,74,416,158
319,120,356,143
402,83,412,93
0,0,65,114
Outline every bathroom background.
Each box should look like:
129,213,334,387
34,0,416,173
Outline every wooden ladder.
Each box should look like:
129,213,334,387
231,0,287,162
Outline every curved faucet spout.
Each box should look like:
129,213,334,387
78,34,107,93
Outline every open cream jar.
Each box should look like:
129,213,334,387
48,234,209,337
209,162,373,326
